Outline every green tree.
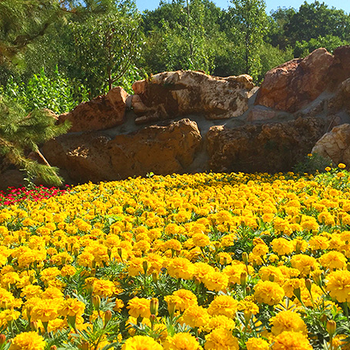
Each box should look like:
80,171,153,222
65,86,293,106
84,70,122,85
227,0,268,81
69,0,143,97
141,0,221,74
281,1,350,48
0,97,70,185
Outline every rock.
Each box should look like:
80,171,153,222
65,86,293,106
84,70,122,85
59,87,129,132
0,170,25,191
328,78,350,113
131,70,255,123
42,118,202,183
255,48,334,112
312,123,350,165
207,117,328,173
246,106,279,122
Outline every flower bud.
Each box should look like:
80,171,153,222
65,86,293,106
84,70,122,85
305,279,312,293
104,310,112,325
150,298,159,316
0,334,6,345
327,320,337,337
92,295,101,310
78,341,89,350
242,252,248,265
240,272,247,287
142,260,148,275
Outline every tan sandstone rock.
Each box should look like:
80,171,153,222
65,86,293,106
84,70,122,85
59,87,129,132
312,123,350,165
131,70,255,123
255,48,334,112
42,118,202,183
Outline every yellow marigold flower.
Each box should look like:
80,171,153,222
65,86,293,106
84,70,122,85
207,295,238,319
0,309,20,328
254,281,285,306
193,262,215,283
338,163,346,169
238,297,259,316
270,310,307,336
183,304,210,328
41,286,64,300
291,254,318,276
204,327,239,350
326,270,350,303
172,289,198,312
9,331,46,350
272,331,312,350
30,299,59,322
317,211,335,226
164,332,201,350
203,271,229,292
259,266,285,284
271,238,294,256
58,298,85,317
192,233,210,247
246,337,269,350
203,315,235,333
309,235,329,250
128,257,145,277
167,257,194,280
114,298,125,313
61,265,77,277
121,335,163,350
0,287,15,308
127,297,151,319
319,251,347,270
223,263,253,285
20,285,42,300
252,243,269,257
93,279,115,297
325,166,331,172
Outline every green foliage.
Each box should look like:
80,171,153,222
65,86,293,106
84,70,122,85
294,35,350,58
293,153,332,175
69,1,143,97
228,0,269,82
0,67,87,114
0,96,70,186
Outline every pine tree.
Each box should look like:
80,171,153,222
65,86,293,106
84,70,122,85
0,96,70,186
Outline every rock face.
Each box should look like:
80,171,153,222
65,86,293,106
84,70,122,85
131,70,255,124
42,119,202,183
312,124,350,165
207,117,328,173
59,87,129,132
2,45,345,186
255,48,335,113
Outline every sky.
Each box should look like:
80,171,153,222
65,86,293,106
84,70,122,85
135,0,350,14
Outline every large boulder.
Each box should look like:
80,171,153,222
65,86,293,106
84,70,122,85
312,123,350,166
59,87,129,132
42,118,202,183
207,117,328,173
131,70,256,124
255,48,334,113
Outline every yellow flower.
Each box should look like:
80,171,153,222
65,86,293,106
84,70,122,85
207,295,238,319
254,281,285,306
30,299,59,322
93,279,115,297
338,163,346,169
271,238,294,256
272,331,312,350
167,257,194,280
121,335,163,350
203,271,229,292
164,332,201,350
204,327,239,350
270,310,307,335
9,331,46,350
172,289,198,312
246,337,269,350
290,254,318,276
325,166,331,172
127,297,151,319
319,251,347,270
203,315,235,333
182,304,210,328
58,298,85,317
326,270,350,302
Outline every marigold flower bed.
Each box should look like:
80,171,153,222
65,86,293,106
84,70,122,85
1,169,350,349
